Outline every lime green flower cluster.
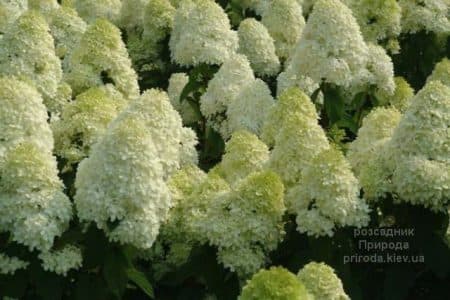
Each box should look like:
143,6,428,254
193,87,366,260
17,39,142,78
0,10,68,114
240,262,349,300
52,85,127,166
64,18,139,99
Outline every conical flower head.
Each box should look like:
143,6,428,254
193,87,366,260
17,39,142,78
0,10,63,110
214,130,269,185
263,88,329,186
237,18,280,76
342,0,401,45
0,0,27,33
239,267,312,300
227,79,275,138
65,18,139,99
52,85,127,165
44,6,87,60
143,0,176,43
288,147,370,236
200,54,254,137
288,0,369,89
169,0,238,66
298,262,350,300
73,0,122,23
261,0,305,60
427,58,450,87
0,142,72,251
399,0,450,34
386,81,450,210
195,171,285,276
348,107,402,177
375,76,414,112
0,77,53,164
74,90,198,249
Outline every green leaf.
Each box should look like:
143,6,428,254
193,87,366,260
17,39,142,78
126,267,154,298
103,248,129,298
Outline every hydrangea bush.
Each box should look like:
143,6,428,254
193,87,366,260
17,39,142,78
0,0,449,299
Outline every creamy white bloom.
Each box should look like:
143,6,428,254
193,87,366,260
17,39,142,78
427,58,450,87
0,253,28,275
0,0,28,34
52,85,127,165
168,73,200,124
262,88,329,187
227,79,275,137
375,77,414,112
73,0,122,23
64,19,139,99
39,245,82,276
212,130,269,186
0,78,53,164
261,0,305,60
194,171,285,277
342,0,401,46
399,0,450,34
74,90,197,249
286,0,395,97
169,0,238,66
385,81,450,210
237,18,280,76
200,54,255,137
348,107,402,178
118,0,149,31
0,10,64,113
43,5,87,60
0,142,72,251
298,262,350,300
288,147,370,236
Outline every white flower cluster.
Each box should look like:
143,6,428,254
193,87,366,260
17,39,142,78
0,253,28,275
239,266,312,300
0,0,28,34
167,73,200,125
123,0,176,69
237,18,280,76
0,78,53,164
260,0,305,60
239,262,349,300
427,57,450,87
200,54,274,139
263,88,369,235
38,245,82,276
195,170,285,277
212,131,269,186
64,18,139,100
30,1,87,60
348,107,402,180
383,81,450,210
169,0,238,66
52,85,127,166
0,78,72,254
375,77,414,112
74,90,198,249
262,88,329,187
342,0,401,52
398,0,450,34
297,262,350,300
0,10,66,114
72,0,122,24
288,147,370,236
284,0,395,97
158,131,284,277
